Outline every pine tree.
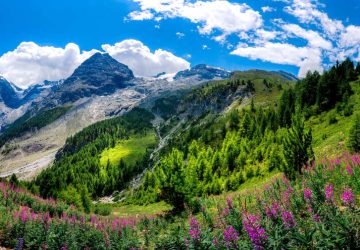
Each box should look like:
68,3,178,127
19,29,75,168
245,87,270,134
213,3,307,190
348,115,360,153
158,149,188,211
283,109,314,179
9,174,19,186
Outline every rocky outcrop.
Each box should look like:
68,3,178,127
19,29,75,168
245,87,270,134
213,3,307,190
55,53,135,104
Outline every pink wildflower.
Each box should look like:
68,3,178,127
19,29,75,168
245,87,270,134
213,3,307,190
334,158,341,166
189,217,201,240
345,165,354,175
20,207,29,223
341,188,355,207
31,211,37,221
351,154,360,166
223,226,239,249
226,197,233,209
243,214,267,250
222,207,230,217
212,236,218,247
303,188,312,202
281,211,296,228
325,184,334,204
42,212,51,225
112,218,120,231
312,214,321,223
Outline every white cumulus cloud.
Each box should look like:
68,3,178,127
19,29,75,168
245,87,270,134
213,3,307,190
102,39,190,77
0,42,97,88
339,25,360,48
128,0,262,38
282,23,332,50
284,0,344,37
231,42,323,77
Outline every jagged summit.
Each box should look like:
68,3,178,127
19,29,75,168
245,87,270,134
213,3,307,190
64,53,134,87
54,53,135,103
174,64,231,80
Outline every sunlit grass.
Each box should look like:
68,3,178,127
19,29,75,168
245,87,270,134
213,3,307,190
311,81,360,159
111,201,172,218
100,132,157,167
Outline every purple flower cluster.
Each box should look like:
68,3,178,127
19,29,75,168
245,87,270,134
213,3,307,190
325,184,334,204
303,188,312,202
341,188,355,207
223,226,239,248
345,165,354,175
189,217,201,240
265,202,282,220
281,211,296,228
352,154,360,166
243,214,267,250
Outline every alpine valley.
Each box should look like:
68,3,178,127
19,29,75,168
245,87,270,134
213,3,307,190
1,51,360,249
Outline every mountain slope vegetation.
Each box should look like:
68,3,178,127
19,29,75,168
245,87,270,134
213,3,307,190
128,59,360,209
32,108,156,205
3,59,360,249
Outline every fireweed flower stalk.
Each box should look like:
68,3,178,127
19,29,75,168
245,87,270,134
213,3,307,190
265,202,282,220
341,188,355,207
325,184,335,204
303,188,313,202
351,154,360,166
189,216,201,241
243,214,267,250
223,226,239,249
345,165,354,175
226,197,233,209
281,211,296,229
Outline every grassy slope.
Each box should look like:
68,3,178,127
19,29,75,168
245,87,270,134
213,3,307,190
311,79,360,158
111,201,171,218
228,72,294,111
99,131,157,167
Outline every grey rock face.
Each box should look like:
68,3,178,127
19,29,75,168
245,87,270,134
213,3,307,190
57,53,134,103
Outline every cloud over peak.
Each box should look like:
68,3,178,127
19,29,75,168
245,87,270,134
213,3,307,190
102,39,190,77
0,42,97,88
0,40,190,88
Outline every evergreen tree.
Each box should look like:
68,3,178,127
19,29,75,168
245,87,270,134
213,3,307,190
279,88,296,127
158,149,189,211
80,186,92,213
9,174,19,186
283,109,314,179
246,80,255,92
298,71,320,107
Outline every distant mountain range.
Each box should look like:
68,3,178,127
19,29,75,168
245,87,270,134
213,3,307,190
0,53,298,110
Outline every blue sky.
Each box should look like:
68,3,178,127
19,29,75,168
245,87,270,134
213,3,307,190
0,0,360,88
